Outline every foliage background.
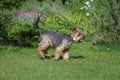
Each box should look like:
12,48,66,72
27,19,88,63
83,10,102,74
0,0,120,46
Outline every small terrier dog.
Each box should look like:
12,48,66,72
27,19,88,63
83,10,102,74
33,16,85,60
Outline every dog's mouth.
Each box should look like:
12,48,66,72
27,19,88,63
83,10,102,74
73,38,82,43
73,36,85,43
77,39,85,43
79,40,82,43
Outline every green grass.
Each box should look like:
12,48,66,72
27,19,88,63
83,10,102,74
0,42,120,80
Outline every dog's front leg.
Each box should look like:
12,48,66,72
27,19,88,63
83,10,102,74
53,47,63,60
63,49,69,60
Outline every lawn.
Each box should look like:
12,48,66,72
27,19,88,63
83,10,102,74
0,42,120,80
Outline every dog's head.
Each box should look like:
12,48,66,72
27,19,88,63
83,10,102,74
71,27,85,43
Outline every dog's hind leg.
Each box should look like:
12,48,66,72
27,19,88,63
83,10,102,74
44,51,52,58
37,42,50,59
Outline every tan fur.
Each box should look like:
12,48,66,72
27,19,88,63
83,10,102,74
37,41,50,58
63,49,69,60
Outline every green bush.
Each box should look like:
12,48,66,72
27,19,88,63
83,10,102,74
89,0,120,43
0,10,12,41
7,22,39,46
43,11,95,35
0,0,25,10
0,0,96,46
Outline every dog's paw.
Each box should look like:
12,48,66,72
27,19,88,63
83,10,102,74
52,57,59,61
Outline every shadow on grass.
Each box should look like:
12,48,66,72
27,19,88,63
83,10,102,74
39,55,85,60
71,55,85,59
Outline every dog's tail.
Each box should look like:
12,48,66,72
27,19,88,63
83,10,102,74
33,16,40,29
33,14,44,33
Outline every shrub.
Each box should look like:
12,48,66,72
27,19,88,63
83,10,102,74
0,0,96,46
89,0,120,43
7,22,39,46
0,0,25,10
44,11,95,35
0,10,12,41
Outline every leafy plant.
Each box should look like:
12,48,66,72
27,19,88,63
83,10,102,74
89,0,120,43
7,22,39,46
0,10,13,41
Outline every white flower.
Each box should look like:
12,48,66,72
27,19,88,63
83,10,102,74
90,0,94,2
86,13,90,16
84,6,87,9
107,48,110,51
66,2,69,5
84,6,89,9
85,1,89,5
80,7,84,10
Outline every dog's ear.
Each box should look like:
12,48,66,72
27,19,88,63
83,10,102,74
72,27,77,33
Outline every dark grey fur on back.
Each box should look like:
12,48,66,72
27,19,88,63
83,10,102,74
41,30,73,47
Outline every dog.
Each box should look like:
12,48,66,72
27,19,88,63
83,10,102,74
33,16,85,60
